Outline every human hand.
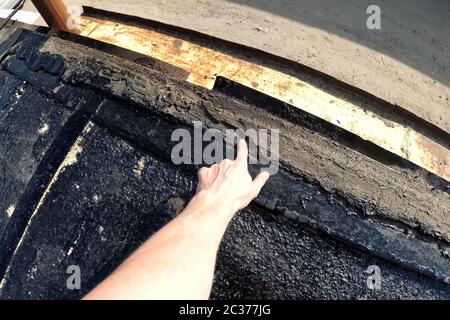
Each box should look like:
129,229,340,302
196,139,270,214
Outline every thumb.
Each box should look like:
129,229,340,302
252,171,270,196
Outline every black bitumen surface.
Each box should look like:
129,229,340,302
0,30,449,299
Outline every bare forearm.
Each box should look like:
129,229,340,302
84,140,269,300
84,193,234,300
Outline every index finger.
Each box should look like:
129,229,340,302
236,139,248,166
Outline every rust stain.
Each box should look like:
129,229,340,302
95,35,117,44
172,38,183,49
276,81,293,93
169,38,184,56
270,80,294,100
415,135,450,181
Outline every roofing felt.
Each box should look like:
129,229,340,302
0,30,449,299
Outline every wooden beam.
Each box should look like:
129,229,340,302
31,0,78,33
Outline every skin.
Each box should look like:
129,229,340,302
84,139,270,300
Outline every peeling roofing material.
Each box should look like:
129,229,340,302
0,30,449,299
78,12,450,184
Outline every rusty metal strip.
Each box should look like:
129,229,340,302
77,16,450,182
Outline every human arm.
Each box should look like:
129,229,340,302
83,139,270,300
